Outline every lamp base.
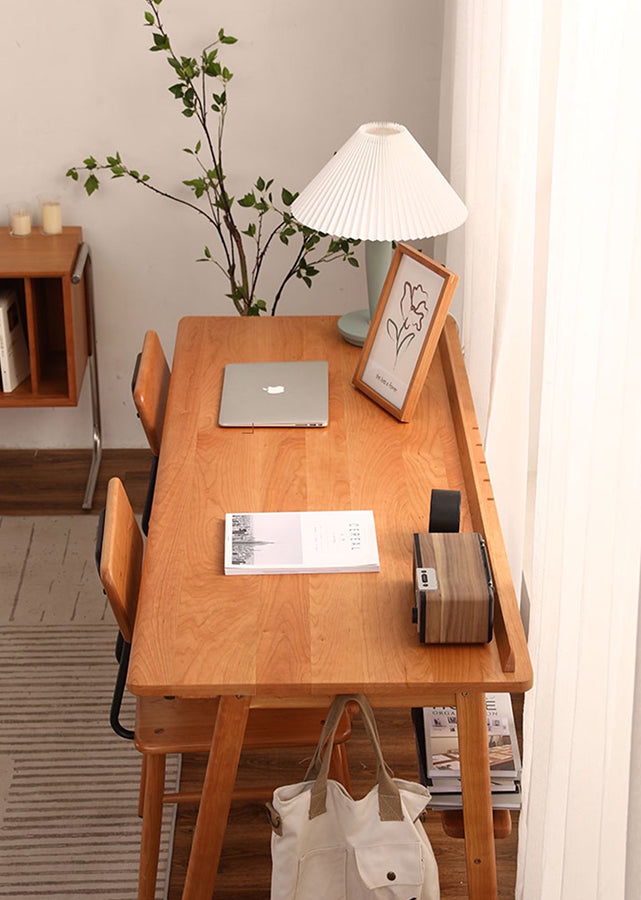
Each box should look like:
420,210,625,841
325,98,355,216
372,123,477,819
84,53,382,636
337,309,370,346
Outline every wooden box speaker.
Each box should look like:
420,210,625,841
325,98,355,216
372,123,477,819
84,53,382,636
412,532,494,644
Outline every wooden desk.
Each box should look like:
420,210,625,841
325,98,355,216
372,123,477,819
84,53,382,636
128,315,532,899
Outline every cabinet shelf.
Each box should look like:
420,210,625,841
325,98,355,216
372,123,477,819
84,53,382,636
0,227,87,406
0,353,71,407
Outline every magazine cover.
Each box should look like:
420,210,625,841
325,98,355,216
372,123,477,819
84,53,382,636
424,693,521,783
224,510,380,575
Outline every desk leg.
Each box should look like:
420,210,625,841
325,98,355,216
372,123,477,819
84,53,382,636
182,695,250,900
456,691,497,899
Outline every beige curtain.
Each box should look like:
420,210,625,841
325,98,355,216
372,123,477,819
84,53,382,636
438,1,641,897
436,1,540,592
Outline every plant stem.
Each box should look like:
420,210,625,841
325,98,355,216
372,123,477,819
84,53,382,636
270,239,307,315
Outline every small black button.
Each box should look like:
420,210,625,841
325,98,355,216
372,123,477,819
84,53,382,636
386,871,396,881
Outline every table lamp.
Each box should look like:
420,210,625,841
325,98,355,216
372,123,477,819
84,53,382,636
292,122,468,345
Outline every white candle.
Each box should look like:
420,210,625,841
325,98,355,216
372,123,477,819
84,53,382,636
41,201,62,235
11,210,32,236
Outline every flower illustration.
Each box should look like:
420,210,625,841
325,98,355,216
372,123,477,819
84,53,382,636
386,281,429,365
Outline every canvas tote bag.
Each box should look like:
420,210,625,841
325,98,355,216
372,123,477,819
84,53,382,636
266,694,440,899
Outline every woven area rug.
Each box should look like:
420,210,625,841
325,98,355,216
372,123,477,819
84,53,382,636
0,517,176,899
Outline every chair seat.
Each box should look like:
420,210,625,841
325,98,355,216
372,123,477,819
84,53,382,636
135,696,352,755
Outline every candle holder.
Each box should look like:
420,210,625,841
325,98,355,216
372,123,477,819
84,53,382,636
8,202,32,237
39,195,63,235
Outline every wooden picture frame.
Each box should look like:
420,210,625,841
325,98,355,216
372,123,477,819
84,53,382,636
353,243,459,422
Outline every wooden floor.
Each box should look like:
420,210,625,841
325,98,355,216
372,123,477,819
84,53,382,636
0,449,520,899
0,448,153,515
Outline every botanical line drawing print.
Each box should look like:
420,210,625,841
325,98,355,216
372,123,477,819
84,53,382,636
386,280,430,365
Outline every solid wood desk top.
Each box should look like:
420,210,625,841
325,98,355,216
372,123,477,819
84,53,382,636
128,315,532,703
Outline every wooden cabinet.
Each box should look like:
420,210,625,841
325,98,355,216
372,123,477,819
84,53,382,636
0,226,88,407
0,225,102,508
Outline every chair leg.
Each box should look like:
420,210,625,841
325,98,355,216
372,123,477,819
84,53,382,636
138,753,166,900
138,755,147,818
329,743,352,794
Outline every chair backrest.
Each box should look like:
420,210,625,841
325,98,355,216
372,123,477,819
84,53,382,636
132,330,170,457
98,477,144,643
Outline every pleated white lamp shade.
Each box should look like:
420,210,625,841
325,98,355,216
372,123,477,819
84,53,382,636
291,122,467,241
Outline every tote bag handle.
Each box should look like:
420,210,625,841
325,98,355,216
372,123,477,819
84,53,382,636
305,694,403,822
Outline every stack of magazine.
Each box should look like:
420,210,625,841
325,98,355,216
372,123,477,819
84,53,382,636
413,693,522,810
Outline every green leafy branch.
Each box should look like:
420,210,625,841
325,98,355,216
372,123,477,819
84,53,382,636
66,0,359,316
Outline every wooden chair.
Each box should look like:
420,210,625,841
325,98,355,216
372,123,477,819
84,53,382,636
96,477,353,900
131,330,170,535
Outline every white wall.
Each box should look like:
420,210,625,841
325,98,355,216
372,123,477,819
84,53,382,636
0,0,444,448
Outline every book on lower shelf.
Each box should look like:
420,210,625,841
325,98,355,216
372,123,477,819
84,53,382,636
426,784,522,811
224,510,380,575
412,693,522,810
0,289,30,392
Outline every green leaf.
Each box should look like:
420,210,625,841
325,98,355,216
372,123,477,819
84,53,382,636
182,108,195,117
256,177,265,191
218,29,237,44
281,187,297,207
152,32,169,49
66,168,78,181
83,156,97,169
84,174,100,195
144,11,154,24
183,178,206,198
348,257,359,267
238,192,256,208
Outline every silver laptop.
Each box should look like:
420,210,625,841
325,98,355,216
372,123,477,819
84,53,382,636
218,360,329,428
